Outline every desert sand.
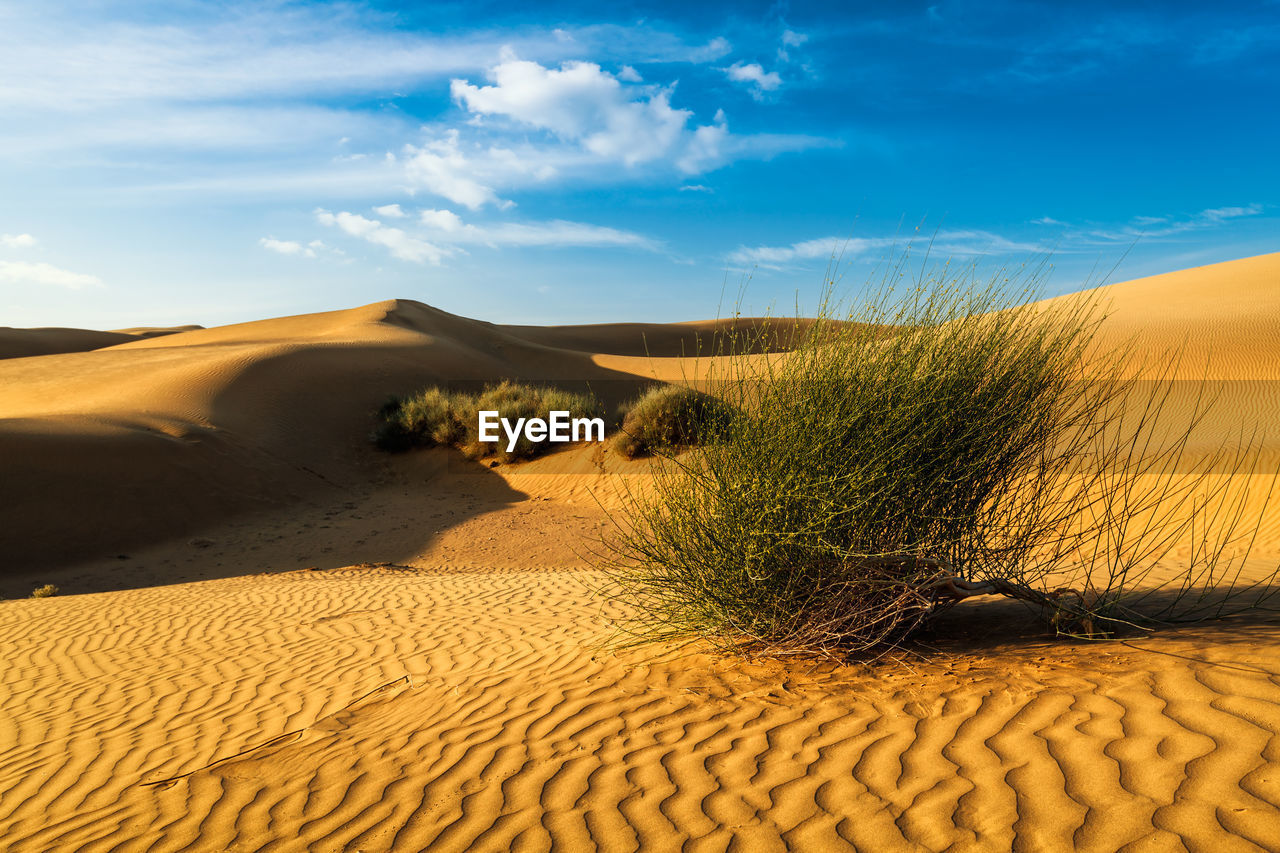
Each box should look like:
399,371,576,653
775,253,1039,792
2,253,1279,851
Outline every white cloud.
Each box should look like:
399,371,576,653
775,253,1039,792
316,209,450,264
1032,216,1066,226
0,260,103,289
451,59,705,166
259,236,315,258
617,65,642,82
419,208,466,231
394,56,818,207
723,62,783,99
373,203,407,218
679,184,713,192
677,110,729,172
782,30,809,48
399,131,517,210
0,233,37,248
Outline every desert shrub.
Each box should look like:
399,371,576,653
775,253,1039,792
30,584,58,598
372,388,465,451
601,268,1277,657
612,385,736,458
459,381,602,462
373,381,603,463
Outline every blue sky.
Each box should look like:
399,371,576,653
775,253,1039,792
1,0,1277,328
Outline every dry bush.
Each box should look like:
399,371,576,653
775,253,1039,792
611,385,734,459
374,381,602,463
600,265,1278,658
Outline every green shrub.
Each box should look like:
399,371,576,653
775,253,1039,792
373,381,603,463
602,269,1277,657
371,389,466,451
30,584,58,598
611,384,735,458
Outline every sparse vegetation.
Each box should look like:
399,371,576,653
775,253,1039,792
29,584,58,599
601,262,1278,658
373,380,603,463
611,385,736,459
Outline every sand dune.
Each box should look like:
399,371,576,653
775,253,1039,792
2,253,1279,851
0,323,200,360
1084,252,1280,381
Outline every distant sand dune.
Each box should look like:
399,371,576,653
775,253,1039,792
0,300,712,571
1,253,1279,850
0,324,198,360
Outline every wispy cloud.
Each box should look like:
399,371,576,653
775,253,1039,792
690,36,733,62
0,260,103,289
315,204,657,263
728,230,1044,269
737,205,1271,274
0,7,558,111
1052,203,1267,243
415,208,658,250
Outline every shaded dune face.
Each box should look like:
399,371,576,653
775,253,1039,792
1,253,1280,851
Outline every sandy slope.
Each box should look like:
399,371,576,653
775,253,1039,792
1,253,1279,851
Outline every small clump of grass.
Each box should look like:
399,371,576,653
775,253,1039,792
611,385,736,459
30,584,58,598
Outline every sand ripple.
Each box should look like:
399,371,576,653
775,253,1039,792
5,566,1280,851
